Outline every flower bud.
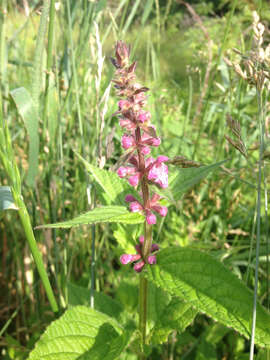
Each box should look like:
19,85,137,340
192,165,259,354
158,206,168,217
129,174,140,187
125,194,137,202
146,212,156,225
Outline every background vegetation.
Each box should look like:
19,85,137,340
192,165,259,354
1,0,270,358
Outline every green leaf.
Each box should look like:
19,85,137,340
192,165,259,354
151,297,197,344
67,282,123,320
195,339,217,360
147,281,171,332
28,306,128,360
0,186,18,211
10,87,39,187
146,247,270,348
75,153,137,205
164,160,228,202
36,206,144,229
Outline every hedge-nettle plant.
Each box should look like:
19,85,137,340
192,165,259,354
111,40,169,343
23,23,270,360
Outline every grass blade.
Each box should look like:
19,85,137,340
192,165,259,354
10,87,39,187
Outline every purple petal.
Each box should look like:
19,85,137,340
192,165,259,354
125,194,137,202
151,243,159,252
134,261,145,272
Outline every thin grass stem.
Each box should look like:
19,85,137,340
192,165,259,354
249,89,264,360
13,192,59,313
43,0,56,129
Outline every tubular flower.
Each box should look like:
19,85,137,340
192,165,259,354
125,193,168,225
147,156,169,189
120,236,159,273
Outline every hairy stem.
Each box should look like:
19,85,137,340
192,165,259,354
136,126,153,351
139,275,148,353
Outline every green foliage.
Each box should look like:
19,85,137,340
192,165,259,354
151,296,197,344
28,306,130,360
146,247,270,348
10,87,39,187
76,154,137,206
37,206,144,228
67,282,123,321
164,160,228,202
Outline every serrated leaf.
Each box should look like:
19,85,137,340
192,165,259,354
36,206,144,229
146,247,270,348
67,282,123,320
0,186,18,211
28,306,127,360
75,153,137,205
78,323,133,360
151,297,197,344
10,87,39,187
163,160,228,202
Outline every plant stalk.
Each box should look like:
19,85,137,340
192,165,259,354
136,126,153,352
13,192,59,313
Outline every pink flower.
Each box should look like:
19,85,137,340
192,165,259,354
117,156,142,187
125,192,168,223
119,118,137,131
120,132,161,155
120,236,159,272
129,201,143,212
146,211,156,225
129,174,140,187
147,156,169,188
137,111,151,123
121,134,135,149
118,99,131,111
117,166,136,178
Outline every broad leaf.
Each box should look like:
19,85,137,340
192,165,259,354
163,160,227,202
151,297,197,344
147,281,171,331
0,186,18,211
36,206,144,229
146,247,270,348
10,87,39,187
28,306,129,360
67,282,123,320
75,153,137,205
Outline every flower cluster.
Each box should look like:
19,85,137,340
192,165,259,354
120,236,159,273
111,41,169,270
